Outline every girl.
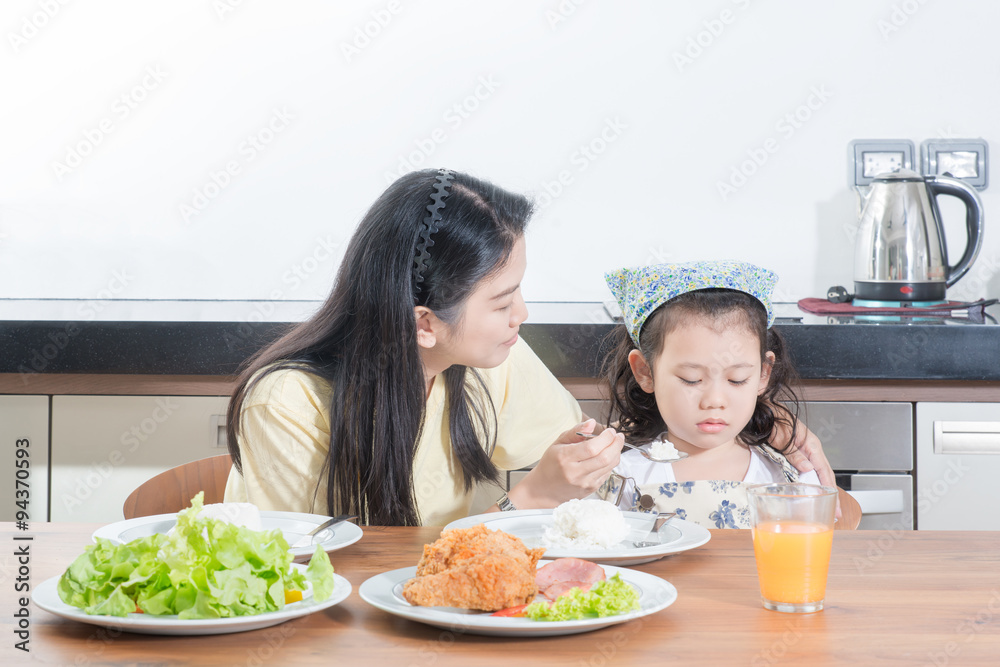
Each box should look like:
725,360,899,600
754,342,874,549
223,169,625,526
599,260,820,528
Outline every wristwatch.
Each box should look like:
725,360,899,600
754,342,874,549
496,493,517,512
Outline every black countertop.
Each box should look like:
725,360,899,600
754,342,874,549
1,300,999,381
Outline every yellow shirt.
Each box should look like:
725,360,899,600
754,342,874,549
224,338,583,526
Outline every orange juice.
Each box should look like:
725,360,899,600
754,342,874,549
752,520,833,604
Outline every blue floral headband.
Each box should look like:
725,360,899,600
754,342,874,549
605,260,778,346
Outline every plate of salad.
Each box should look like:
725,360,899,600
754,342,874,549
34,494,350,635
358,562,677,637
93,510,363,560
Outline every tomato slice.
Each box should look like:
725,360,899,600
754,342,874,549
491,604,528,617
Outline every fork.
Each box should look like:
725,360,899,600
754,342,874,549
633,512,677,548
575,433,688,463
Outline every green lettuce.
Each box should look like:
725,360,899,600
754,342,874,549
57,493,335,618
525,573,640,621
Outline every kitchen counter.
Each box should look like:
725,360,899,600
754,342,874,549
1,299,998,381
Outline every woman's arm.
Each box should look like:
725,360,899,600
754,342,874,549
493,419,624,511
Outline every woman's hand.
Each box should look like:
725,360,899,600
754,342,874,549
779,421,842,519
503,419,624,510
781,423,835,487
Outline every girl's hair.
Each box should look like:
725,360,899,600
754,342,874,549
602,289,800,451
227,169,532,526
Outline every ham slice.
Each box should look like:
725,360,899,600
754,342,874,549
536,557,606,600
541,580,595,601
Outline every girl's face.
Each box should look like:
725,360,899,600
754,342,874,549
418,236,529,373
628,317,773,454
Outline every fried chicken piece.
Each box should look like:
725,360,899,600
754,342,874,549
402,525,545,611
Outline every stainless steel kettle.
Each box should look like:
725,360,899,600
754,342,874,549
854,169,984,302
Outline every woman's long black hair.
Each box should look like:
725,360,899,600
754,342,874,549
227,169,531,526
602,289,800,452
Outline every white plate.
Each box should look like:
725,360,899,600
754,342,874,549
32,565,352,636
92,511,363,560
444,510,711,565
359,562,676,637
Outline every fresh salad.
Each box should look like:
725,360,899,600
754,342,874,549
523,573,639,621
57,493,335,618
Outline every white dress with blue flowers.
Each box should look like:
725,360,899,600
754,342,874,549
597,438,821,529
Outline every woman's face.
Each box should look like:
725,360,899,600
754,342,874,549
428,236,529,370
631,317,772,453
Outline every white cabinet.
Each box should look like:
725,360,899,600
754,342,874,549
50,396,230,523
0,396,49,522
917,402,1000,530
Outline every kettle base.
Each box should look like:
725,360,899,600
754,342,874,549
854,281,947,303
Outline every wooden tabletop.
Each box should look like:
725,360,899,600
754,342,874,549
6,523,1000,665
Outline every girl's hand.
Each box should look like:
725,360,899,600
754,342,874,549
504,419,624,509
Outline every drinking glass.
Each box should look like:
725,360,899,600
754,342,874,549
747,483,837,613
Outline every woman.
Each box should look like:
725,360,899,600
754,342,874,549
224,169,623,526
224,168,834,526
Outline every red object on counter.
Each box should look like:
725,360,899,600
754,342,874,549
796,297,996,318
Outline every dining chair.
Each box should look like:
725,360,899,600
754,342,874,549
122,453,233,520
836,487,862,530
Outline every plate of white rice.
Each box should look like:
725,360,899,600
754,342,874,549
443,500,711,565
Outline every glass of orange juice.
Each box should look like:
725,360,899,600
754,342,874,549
747,483,837,613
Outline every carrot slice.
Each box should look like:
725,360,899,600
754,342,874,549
491,604,528,617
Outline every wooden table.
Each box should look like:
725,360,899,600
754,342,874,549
6,523,1000,665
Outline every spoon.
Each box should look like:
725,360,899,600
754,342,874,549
575,433,688,463
290,514,358,549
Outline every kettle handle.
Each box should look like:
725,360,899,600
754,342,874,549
926,175,985,287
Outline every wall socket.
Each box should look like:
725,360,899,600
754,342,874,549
848,137,989,190
920,138,989,190
848,139,915,187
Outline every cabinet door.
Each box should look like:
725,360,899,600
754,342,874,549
50,396,230,523
917,402,1000,530
0,396,49,522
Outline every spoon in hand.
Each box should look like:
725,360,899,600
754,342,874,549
575,433,688,463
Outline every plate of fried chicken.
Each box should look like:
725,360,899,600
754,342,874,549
358,525,677,637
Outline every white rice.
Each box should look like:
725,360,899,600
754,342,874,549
541,499,629,550
649,438,679,460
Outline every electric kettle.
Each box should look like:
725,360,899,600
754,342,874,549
854,169,984,302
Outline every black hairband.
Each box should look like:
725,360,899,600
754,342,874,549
413,169,455,294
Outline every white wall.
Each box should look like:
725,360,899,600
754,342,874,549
2,0,998,305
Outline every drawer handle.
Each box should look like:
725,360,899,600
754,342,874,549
933,421,1000,455
846,490,903,515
